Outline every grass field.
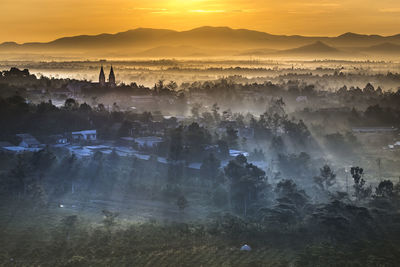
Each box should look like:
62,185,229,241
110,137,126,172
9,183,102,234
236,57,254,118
1,199,400,267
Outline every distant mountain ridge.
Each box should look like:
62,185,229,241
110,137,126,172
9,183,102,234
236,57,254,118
1,26,400,58
361,42,400,54
276,41,340,55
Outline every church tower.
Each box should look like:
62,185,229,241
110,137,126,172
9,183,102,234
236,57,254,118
99,66,106,87
108,66,116,87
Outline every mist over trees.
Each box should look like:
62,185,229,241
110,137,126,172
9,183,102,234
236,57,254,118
1,61,400,265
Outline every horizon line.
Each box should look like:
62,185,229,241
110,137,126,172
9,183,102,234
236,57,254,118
1,26,399,45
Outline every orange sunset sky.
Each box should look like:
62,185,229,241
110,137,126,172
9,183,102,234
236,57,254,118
1,0,400,43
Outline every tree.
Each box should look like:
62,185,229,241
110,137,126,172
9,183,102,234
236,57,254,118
58,153,79,194
267,97,286,117
375,180,394,198
28,181,48,207
79,102,92,112
166,81,178,91
338,85,347,94
112,102,120,112
249,148,265,161
351,167,372,201
258,179,309,225
225,126,238,148
277,152,311,180
167,126,183,161
177,195,188,211
102,209,119,230
191,103,202,119
97,103,106,112
224,155,268,216
283,119,311,147
313,165,336,192
275,179,309,209
107,148,120,162
154,80,164,93
9,155,30,197
185,122,212,160
37,100,57,113
200,153,222,183
270,135,284,155
212,103,220,122
363,83,375,94
64,98,78,110
201,111,214,125
31,148,56,174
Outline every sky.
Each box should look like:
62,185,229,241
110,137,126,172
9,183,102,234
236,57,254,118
1,0,400,43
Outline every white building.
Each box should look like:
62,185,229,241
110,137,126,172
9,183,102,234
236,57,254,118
71,130,97,141
3,146,42,153
229,149,249,157
16,133,41,148
134,136,163,148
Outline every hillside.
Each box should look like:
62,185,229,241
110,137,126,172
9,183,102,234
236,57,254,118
1,27,400,58
276,41,341,56
361,42,400,54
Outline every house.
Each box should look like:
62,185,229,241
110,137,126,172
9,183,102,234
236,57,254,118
71,130,97,142
2,146,42,153
120,136,163,149
229,149,249,157
47,134,69,145
388,141,400,150
16,133,41,148
135,136,163,148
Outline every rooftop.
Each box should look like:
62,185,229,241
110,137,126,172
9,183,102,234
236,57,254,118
72,130,97,135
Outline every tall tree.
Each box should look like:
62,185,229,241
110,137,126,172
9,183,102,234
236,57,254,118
313,165,336,192
351,167,372,201
225,155,268,216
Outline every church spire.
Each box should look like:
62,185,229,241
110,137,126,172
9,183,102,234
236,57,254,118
109,65,116,87
99,66,106,86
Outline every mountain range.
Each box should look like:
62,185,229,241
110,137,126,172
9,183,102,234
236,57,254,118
1,26,400,58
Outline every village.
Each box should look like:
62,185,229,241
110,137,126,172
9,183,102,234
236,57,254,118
0,124,252,172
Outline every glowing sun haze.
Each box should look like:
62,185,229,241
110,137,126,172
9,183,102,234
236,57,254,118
1,0,400,43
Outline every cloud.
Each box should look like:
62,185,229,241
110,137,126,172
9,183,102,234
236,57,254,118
131,7,174,14
133,7,169,12
189,9,225,13
188,9,257,13
231,9,257,13
379,7,400,13
303,3,340,7
134,7,167,11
